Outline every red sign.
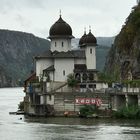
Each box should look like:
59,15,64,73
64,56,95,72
75,98,102,106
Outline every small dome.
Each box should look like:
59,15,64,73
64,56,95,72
49,16,73,39
84,31,97,45
79,32,87,45
79,30,97,47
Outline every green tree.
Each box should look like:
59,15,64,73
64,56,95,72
67,73,78,90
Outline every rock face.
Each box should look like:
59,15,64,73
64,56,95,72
0,29,50,87
105,5,140,80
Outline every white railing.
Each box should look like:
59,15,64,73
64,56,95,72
122,88,140,93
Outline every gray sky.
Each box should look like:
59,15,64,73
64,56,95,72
0,0,137,38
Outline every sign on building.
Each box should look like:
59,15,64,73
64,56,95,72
75,98,102,106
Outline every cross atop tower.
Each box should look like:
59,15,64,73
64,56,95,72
84,27,86,34
59,9,62,17
89,25,91,32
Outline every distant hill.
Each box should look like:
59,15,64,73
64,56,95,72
97,37,115,47
96,46,110,71
0,29,50,87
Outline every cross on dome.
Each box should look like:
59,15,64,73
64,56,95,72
59,9,62,17
89,25,91,32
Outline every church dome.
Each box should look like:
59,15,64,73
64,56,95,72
84,31,97,45
79,32,87,45
49,16,73,39
79,29,97,47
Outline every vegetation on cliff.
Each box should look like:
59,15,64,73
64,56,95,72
105,5,140,80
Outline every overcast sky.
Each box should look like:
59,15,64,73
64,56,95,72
0,0,137,38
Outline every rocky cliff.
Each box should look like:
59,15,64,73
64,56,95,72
105,5,140,80
0,29,50,87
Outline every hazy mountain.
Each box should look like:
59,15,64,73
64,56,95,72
97,37,115,47
0,29,50,87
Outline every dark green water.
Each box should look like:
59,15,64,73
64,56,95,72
0,88,140,140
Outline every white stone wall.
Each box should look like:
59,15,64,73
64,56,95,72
40,95,44,105
49,71,54,81
85,46,96,69
96,83,108,90
36,58,53,77
46,95,54,105
54,58,74,82
50,39,72,52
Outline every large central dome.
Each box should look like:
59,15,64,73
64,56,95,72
49,16,74,39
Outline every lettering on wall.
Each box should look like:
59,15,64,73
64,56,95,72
75,98,102,106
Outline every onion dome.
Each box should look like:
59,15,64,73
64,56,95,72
49,15,74,39
84,30,97,45
79,28,97,47
79,32,87,45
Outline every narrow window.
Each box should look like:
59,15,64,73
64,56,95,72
55,42,57,47
62,42,64,47
90,48,92,54
49,95,52,101
63,70,65,76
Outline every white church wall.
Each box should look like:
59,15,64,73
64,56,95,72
85,46,96,69
49,71,54,81
36,58,53,77
54,58,74,82
51,39,72,52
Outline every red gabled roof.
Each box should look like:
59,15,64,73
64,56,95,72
24,72,36,83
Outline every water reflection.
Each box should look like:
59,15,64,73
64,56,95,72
0,88,140,140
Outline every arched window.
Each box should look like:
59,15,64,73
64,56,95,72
75,73,81,82
62,42,64,47
90,48,92,54
82,73,88,81
63,70,65,76
55,42,57,47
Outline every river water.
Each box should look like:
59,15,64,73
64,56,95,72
0,88,140,140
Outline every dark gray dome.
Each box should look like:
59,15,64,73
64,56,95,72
84,31,97,45
79,31,97,47
49,16,73,39
79,33,87,45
